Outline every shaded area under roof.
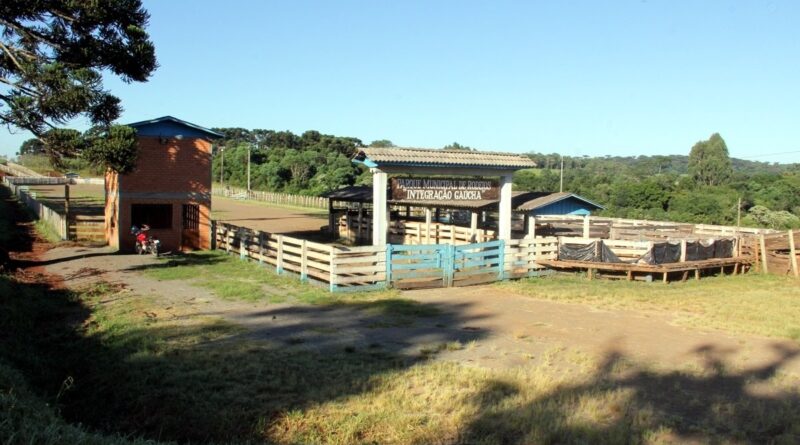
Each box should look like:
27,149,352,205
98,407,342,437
325,186,604,212
355,147,537,169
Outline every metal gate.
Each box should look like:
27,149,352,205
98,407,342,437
387,240,505,289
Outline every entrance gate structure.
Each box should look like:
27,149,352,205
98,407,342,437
386,240,505,289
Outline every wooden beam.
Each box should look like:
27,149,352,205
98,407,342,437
759,234,768,273
789,230,798,278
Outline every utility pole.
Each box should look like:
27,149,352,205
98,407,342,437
559,156,564,193
737,197,742,229
247,143,252,193
219,146,224,185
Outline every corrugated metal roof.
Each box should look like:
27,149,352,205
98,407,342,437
356,147,537,169
127,115,224,139
514,192,605,211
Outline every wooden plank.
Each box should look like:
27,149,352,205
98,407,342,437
334,274,387,285
789,230,799,278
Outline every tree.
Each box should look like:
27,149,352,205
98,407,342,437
369,139,394,148
443,142,474,151
1,1,157,170
688,133,733,186
18,138,44,155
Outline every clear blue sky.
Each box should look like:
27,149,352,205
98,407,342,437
2,0,799,163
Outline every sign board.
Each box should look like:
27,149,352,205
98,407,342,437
390,177,498,201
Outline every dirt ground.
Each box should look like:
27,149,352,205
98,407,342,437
37,244,800,377
212,197,329,240
27,184,330,239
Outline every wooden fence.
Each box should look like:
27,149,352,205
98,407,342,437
214,222,559,292
339,216,497,245
534,215,776,241
2,178,68,240
212,185,328,209
755,230,799,277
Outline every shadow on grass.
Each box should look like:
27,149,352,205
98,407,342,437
123,251,229,272
456,344,800,444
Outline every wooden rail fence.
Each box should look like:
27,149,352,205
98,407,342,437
214,222,558,292
2,178,69,240
212,185,328,209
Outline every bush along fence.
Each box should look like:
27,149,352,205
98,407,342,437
214,222,559,292
2,177,68,240
212,184,328,209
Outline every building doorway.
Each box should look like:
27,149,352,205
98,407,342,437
181,204,201,250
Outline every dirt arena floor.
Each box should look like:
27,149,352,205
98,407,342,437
26,184,331,240
211,196,330,240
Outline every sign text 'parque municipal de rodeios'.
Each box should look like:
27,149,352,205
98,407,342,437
390,178,499,201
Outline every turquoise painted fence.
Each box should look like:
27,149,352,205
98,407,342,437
386,240,505,289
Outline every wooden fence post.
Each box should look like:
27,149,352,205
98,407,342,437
759,234,768,274
789,230,798,278
680,240,687,262
300,240,308,281
258,231,265,264
239,229,247,260
276,235,284,274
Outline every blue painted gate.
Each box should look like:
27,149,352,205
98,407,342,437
387,240,505,289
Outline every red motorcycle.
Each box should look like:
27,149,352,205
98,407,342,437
132,225,160,256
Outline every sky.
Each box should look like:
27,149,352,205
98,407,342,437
2,0,799,163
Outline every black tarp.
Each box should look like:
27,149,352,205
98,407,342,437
558,241,624,263
639,241,681,265
685,240,714,261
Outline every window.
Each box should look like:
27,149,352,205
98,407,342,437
131,204,173,229
182,204,200,231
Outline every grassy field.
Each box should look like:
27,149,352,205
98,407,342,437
499,274,800,342
3,270,799,444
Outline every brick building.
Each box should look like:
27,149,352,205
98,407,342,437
105,116,222,252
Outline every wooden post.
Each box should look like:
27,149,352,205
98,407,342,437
695,268,700,280
582,214,590,238
587,268,594,280
328,198,335,237
276,235,284,274
425,208,432,244
498,174,513,240
357,202,364,242
662,272,668,284
789,230,798,278
471,211,478,243
681,271,689,282
372,169,388,246
627,270,633,281
300,240,308,281
239,230,247,260
258,231,264,264
526,215,536,239
680,240,687,262
759,234,768,274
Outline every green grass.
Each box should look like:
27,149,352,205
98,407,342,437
144,250,398,304
2,258,800,444
499,274,800,341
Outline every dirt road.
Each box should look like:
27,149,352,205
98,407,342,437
39,245,800,377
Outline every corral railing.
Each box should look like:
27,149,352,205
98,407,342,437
534,215,776,240
338,216,496,245
0,162,43,178
212,184,328,209
214,221,558,292
3,176,104,185
755,230,799,277
2,177,68,240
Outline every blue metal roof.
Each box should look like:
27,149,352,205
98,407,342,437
127,116,224,139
